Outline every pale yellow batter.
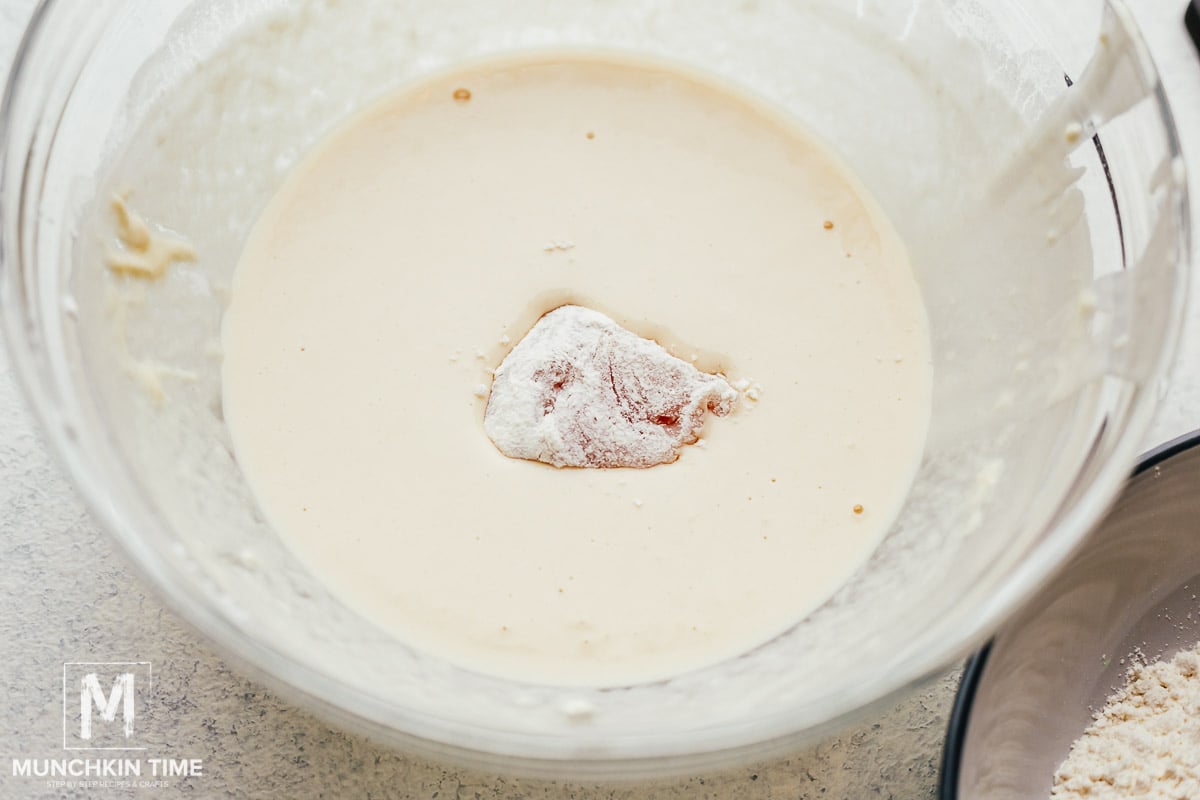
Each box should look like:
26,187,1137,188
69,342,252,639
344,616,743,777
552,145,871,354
221,55,932,687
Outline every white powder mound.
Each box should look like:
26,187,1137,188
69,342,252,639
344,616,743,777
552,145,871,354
484,305,738,468
1051,643,1200,799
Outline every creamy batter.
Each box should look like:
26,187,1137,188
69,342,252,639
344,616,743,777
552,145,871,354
221,55,932,687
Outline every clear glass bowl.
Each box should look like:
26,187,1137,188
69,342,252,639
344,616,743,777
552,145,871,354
0,0,1188,780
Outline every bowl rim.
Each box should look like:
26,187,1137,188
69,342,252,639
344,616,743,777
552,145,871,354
937,428,1200,800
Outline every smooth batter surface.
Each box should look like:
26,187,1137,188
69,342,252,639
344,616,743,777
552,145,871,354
222,55,932,687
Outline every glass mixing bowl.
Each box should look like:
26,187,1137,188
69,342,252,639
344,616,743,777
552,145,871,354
0,0,1188,780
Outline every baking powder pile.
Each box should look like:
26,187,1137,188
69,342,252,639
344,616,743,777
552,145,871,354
484,305,739,468
1051,642,1200,799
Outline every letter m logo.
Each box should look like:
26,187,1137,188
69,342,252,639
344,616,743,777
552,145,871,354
81,672,135,740
63,662,151,750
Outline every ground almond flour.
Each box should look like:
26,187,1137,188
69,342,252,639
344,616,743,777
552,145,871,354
1051,643,1200,799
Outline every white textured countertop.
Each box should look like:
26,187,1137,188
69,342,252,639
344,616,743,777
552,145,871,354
1,3,1197,798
